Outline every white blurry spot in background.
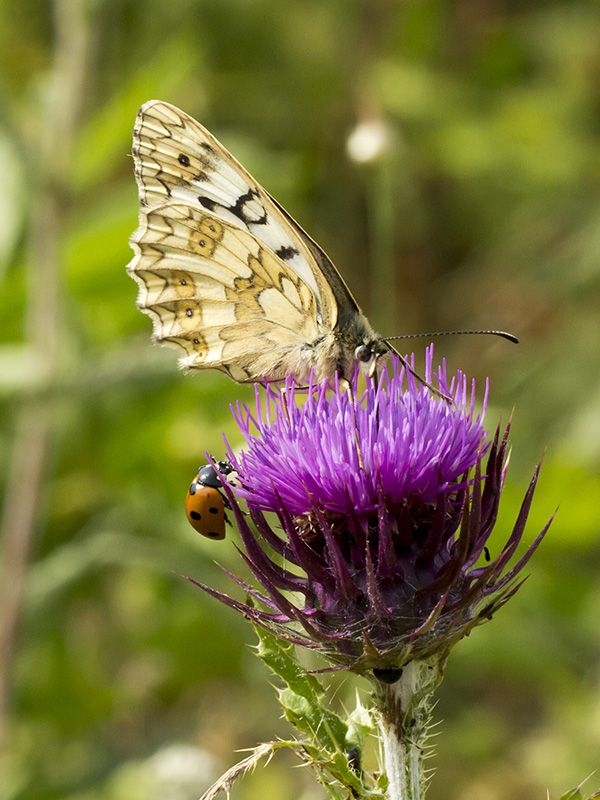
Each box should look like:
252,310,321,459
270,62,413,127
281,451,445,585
346,118,393,164
103,743,217,800
148,745,216,800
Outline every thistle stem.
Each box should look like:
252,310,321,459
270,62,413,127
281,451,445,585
374,658,445,800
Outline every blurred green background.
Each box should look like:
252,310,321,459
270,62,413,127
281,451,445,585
1,1,600,798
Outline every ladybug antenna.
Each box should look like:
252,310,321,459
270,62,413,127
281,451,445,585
383,329,519,344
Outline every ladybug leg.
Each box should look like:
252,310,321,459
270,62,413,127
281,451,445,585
219,491,232,526
221,493,232,510
219,492,248,525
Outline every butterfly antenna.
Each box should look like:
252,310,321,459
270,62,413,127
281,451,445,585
383,341,452,404
383,329,519,344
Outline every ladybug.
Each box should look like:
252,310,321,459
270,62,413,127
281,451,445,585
185,460,233,540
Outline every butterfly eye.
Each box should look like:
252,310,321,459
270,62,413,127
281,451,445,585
355,344,372,363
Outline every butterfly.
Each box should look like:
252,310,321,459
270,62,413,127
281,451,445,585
128,99,396,385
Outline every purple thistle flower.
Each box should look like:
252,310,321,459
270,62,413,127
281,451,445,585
228,349,488,517
190,348,552,675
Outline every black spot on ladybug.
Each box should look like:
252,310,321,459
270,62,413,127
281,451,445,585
275,245,299,261
190,510,201,520
199,196,216,210
209,506,219,514
178,153,190,166
206,531,221,539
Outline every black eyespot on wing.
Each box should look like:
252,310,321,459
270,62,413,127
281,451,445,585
198,196,216,210
275,245,300,261
230,188,267,225
230,188,255,217
178,153,190,167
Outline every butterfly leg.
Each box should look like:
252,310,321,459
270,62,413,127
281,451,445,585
345,381,366,472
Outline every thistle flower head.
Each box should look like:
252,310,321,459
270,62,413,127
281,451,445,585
193,348,551,675
229,349,488,518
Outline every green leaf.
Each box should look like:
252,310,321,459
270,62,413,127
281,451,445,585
254,627,379,797
255,626,348,750
346,692,374,749
254,625,326,703
560,787,600,800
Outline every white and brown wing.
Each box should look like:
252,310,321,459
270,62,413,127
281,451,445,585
132,101,351,321
129,202,334,383
128,100,377,383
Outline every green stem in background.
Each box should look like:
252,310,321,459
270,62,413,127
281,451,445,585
0,0,95,747
368,152,397,336
373,658,446,800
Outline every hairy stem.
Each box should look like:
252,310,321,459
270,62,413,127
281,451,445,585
374,657,445,800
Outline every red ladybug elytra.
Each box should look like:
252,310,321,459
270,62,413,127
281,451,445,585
185,461,233,540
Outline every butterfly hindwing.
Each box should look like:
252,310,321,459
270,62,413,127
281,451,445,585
129,202,325,382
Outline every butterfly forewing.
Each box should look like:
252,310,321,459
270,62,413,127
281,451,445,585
132,101,342,318
128,100,379,384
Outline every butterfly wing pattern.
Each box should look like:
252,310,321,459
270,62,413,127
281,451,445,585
128,100,382,384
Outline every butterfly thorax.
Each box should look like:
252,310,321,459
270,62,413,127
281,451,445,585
224,313,380,385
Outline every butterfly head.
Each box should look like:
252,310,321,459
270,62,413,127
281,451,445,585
335,313,388,380
354,339,388,377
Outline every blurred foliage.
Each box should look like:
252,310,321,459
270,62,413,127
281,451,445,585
1,1,599,799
